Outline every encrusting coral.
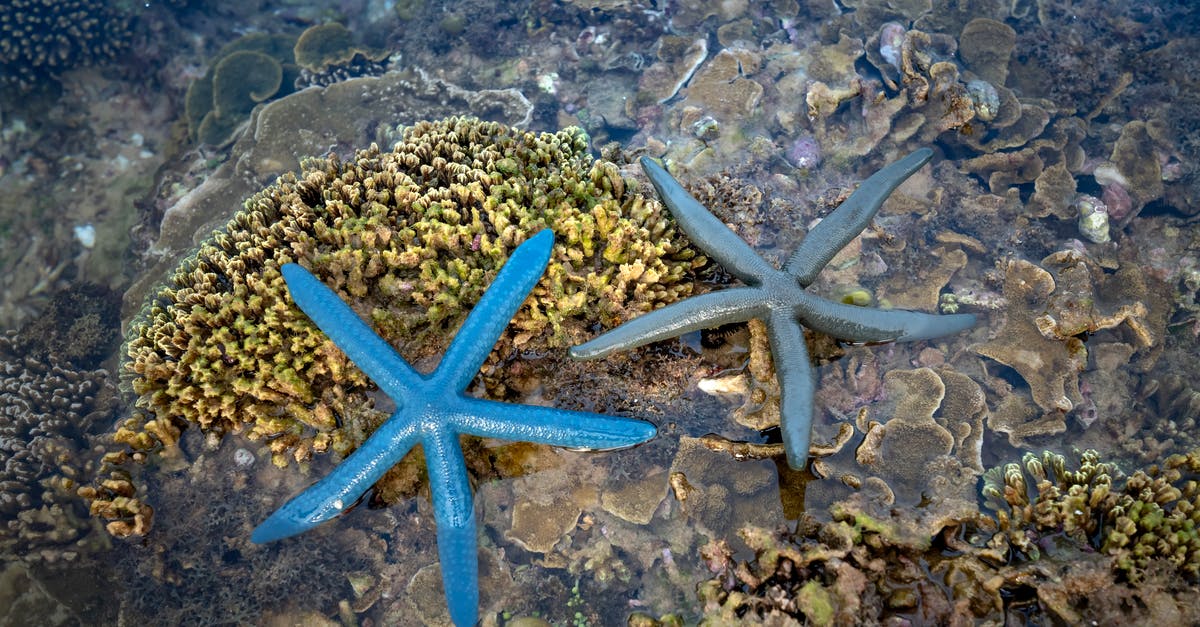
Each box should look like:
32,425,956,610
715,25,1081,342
184,32,299,145
106,117,701,519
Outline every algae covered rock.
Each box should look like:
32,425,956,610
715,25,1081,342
114,117,702,483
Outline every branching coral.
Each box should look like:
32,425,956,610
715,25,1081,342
0,0,132,90
114,116,702,483
982,449,1120,558
0,333,115,561
983,448,1200,581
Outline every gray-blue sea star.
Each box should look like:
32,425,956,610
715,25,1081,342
570,149,977,470
250,229,657,627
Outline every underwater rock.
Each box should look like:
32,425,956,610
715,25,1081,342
1107,120,1165,225
682,47,764,121
636,36,707,105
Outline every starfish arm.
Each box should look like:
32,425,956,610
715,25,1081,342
794,291,977,343
569,288,767,360
765,309,817,470
640,156,776,282
250,412,420,543
282,263,422,402
431,229,554,391
784,148,934,285
425,428,479,627
453,398,657,450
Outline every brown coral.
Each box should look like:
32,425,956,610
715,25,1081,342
112,118,703,532
0,333,115,561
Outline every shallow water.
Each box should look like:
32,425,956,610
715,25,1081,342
2,1,1199,625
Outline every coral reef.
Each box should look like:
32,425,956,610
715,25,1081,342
984,448,1200,581
111,117,701,510
184,32,299,145
696,448,1200,625
0,0,133,90
0,333,114,562
973,249,1167,446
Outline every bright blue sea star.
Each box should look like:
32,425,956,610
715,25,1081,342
251,229,657,627
570,149,977,470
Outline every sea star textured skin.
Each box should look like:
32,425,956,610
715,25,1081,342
251,230,657,627
570,149,976,470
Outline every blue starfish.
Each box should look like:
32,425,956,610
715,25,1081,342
251,229,656,627
570,149,976,470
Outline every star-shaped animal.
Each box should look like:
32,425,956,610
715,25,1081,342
570,149,976,470
251,229,657,627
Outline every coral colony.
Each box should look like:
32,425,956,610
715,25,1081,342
572,150,977,469
252,150,977,623
252,230,656,627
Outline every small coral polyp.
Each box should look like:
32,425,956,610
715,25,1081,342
118,117,700,472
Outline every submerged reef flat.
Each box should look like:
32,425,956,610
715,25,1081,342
105,117,702,517
4,0,1200,623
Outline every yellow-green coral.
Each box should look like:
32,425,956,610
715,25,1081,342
1102,451,1200,579
983,448,1200,580
118,117,702,471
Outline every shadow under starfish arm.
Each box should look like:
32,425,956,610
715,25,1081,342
784,148,934,285
568,288,766,360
